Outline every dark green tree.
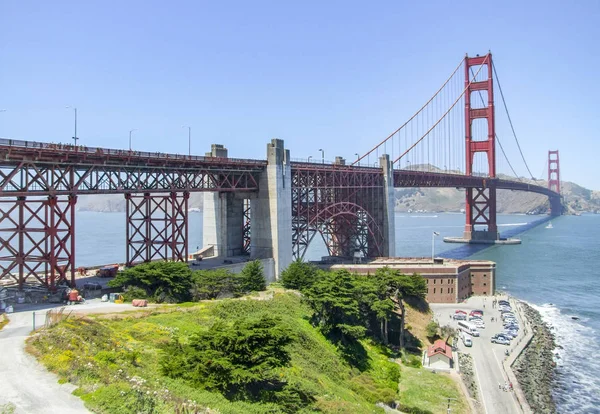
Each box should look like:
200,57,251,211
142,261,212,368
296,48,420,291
108,261,193,303
281,259,319,291
191,268,241,300
371,268,427,347
304,269,366,342
239,260,266,292
160,315,300,403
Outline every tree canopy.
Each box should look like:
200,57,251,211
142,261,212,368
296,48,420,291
239,260,266,292
108,261,193,303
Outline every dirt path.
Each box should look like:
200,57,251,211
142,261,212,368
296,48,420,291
0,301,139,413
0,307,89,413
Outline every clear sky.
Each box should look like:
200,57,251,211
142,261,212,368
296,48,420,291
1,1,599,189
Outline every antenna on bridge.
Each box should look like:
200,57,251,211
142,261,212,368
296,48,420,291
548,150,560,194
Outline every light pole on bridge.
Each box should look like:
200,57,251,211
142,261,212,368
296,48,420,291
182,126,191,156
355,153,360,166
65,106,78,146
308,155,312,163
318,148,324,164
129,129,137,151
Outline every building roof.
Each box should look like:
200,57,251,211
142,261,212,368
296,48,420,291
427,339,453,359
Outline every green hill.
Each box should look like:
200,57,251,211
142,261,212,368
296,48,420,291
28,292,469,414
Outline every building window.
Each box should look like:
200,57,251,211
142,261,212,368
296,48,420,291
434,279,436,284
484,274,487,277
484,283,487,286
434,288,436,294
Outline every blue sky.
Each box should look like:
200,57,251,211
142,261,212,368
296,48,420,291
1,0,599,189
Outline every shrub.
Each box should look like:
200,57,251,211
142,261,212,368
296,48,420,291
108,261,193,303
425,321,439,341
281,259,318,291
239,260,266,293
121,286,148,302
159,314,312,410
191,269,241,300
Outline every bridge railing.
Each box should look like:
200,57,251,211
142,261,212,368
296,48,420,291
0,137,267,168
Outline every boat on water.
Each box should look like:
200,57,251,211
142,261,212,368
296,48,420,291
546,222,553,229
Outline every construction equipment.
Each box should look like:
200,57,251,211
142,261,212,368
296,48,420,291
66,288,85,305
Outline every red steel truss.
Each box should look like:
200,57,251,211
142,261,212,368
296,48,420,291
291,164,385,260
464,53,498,237
125,192,189,266
548,150,560,194
0,138,263,196
0,195,76,289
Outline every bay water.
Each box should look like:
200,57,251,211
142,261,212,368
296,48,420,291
75,211,600,412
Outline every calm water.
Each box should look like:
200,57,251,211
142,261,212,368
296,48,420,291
75,211,599,413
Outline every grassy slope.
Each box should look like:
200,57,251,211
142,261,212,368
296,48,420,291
27,293,399,414
398,303,470,414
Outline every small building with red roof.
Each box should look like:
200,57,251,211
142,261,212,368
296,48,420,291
426,339,454,369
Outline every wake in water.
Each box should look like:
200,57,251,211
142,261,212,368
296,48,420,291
531,303,600,413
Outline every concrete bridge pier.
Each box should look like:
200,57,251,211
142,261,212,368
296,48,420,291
202,145,247,258
202,139,293,279
250,139,293,278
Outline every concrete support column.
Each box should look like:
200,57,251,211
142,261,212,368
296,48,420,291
202,193,244,257
380,154,396,257
251,139,292,279
202,144,245,257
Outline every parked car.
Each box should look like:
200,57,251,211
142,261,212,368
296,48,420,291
462,336,473,347
453,313,467,320
498,300,510,306
494,333,512,341
491,337,510,345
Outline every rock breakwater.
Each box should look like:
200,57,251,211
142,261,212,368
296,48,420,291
513,302,557,414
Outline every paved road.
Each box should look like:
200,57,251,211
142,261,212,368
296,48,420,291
0,300,137,413
432,296,523,414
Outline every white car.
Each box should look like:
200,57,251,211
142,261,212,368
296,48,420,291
463,336,473,347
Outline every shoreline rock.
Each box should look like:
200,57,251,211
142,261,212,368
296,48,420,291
512,302,557,414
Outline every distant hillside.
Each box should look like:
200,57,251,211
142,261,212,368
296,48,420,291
76,171,599,215
394,170,600,215
77,193,204,213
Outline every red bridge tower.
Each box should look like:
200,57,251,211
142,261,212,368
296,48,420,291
463,53,499,241
548,150,560,194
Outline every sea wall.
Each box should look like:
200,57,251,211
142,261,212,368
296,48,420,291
512,302,557,414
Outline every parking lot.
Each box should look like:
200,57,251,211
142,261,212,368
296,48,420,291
431,295,524,414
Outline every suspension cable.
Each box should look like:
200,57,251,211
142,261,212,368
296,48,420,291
393,55,489,166
352,56,466,166
492,61,535,179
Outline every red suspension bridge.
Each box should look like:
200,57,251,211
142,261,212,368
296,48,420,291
0,53,561,289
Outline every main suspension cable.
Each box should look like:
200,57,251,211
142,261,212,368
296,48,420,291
353,56,466,166
492,61,535,179
393,55,489,166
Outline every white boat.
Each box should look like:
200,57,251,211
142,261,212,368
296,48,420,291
545,222,553,229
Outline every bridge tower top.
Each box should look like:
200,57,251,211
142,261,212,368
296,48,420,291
548,150,560,194
464,53,496,178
